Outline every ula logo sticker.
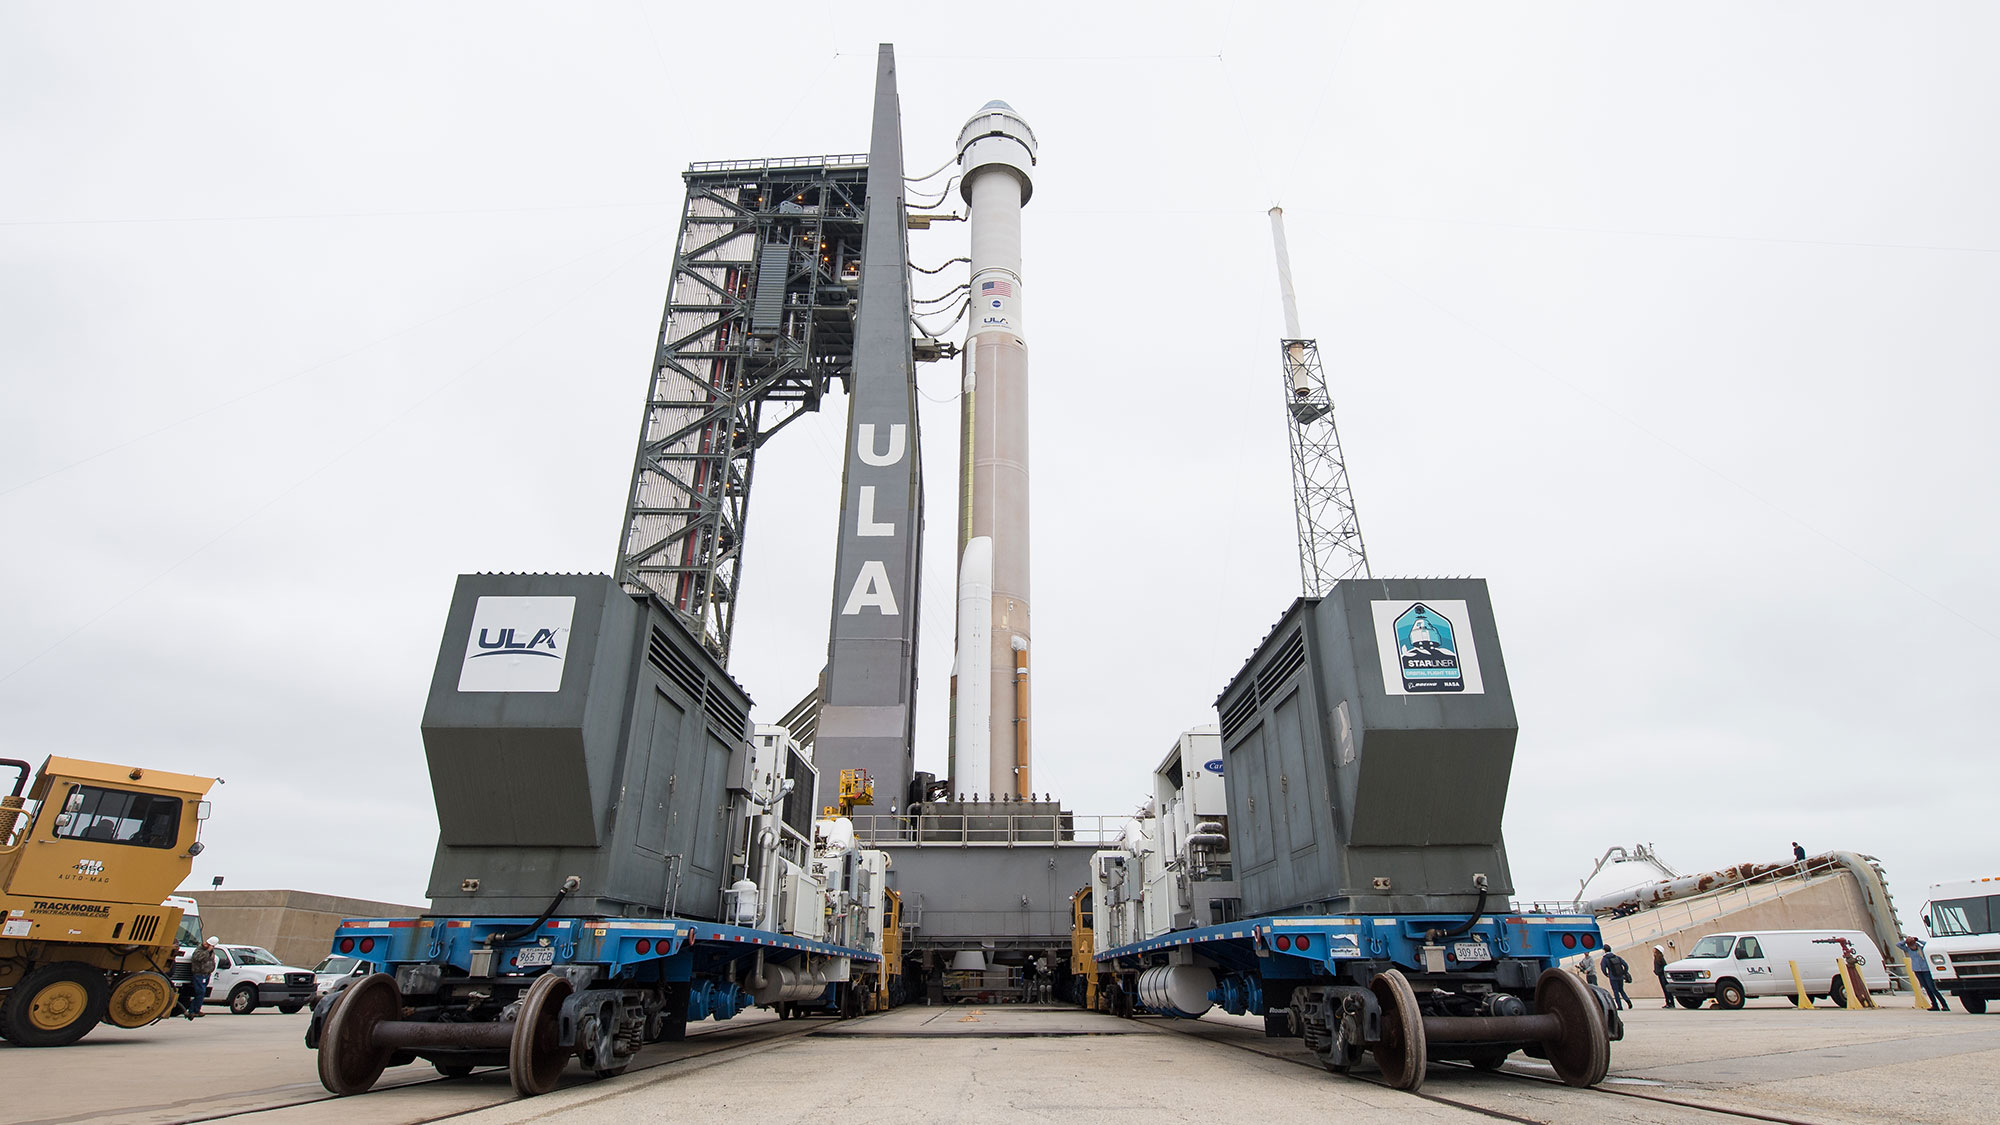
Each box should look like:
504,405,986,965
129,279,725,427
458,595,577,693
1393,602,1463,693
470,627,563,659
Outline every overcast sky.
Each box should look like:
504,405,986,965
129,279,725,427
4,4,1994,921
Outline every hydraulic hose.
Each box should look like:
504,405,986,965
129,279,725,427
1427,875,1490,942
487,875,581,945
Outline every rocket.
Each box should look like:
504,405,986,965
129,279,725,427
950,101,1036,800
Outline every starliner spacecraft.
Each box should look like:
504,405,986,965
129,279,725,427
950,100,1037,800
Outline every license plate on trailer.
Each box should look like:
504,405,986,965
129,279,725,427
1453,941,1492,962
514,947,555,968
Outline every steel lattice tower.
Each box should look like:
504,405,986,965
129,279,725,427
1270,208,1370,594
1280,338,1370,591
617,156,871,660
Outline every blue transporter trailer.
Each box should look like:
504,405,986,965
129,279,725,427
308,575,890,1096
1097,910,1618,1089
310,912,878,1095
1088,582,1621,1091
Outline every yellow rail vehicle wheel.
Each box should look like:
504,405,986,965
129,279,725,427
107,971,177,1028
4,963,110,1047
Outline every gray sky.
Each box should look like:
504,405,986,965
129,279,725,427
4,3,1994,920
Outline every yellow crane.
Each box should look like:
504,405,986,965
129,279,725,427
822,768,874,819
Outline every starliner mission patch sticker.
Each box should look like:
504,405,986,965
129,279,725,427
1370,599,1485,696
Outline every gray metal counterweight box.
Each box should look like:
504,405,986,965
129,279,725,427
1215,579,1518,918
419,573,762,921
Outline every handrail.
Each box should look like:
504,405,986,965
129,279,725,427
1598,877,1809,950
1590,852,1904,965
847,812,1123,848
1588,855,1848,915
687,154,869,174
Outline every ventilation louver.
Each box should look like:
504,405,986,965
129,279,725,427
1220,689,1261,741
1255,630,1306,701
647,626,707,703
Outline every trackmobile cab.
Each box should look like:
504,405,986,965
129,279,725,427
1923,877,2000,1013
1664,929,1889,1009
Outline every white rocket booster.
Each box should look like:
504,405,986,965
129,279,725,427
951,101,1036,799
952,536,993,793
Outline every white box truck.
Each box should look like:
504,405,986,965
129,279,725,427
1921,877,2000,1013
1663,929,1889,1009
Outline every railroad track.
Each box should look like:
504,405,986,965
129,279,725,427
1145,1016,1827,1125
165,1015,825,1125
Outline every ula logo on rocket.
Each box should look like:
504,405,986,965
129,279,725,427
470,627,564,659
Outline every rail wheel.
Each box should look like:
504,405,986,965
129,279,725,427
1368,969,1427,1091
3,963,109,1047
434,1062,476,1078
1535,968,1610,1088
1961,995,1986,1014
316,973,401,1095
1675,995,1704,1009
508,972,573,1097
106,970,177,1029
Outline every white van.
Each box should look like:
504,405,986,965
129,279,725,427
1664,929,1890,1009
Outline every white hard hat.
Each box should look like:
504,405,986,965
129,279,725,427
205,936,220,946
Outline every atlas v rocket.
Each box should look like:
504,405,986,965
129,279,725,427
950,101,1037,800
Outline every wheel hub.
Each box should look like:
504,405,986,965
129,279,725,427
30,981,88,1030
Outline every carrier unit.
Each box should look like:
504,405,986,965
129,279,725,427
1089,582,1620,1092
306,575,896,1098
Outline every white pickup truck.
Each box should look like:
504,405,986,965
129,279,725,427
207,944,316,1013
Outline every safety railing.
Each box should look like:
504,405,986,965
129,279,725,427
687,153,868,174
1585,858,1850,949
848,812,1124,848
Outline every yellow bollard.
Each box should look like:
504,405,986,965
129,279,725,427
1789,960,1813,1010
1898,952,1933,1011
1838,959,1874,1009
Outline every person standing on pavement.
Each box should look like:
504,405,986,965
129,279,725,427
186,936,219,1019
1900,935,1951,1012
1601,948,1634,1009
1653,946,1673,1008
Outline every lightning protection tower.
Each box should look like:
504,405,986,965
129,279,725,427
1268,206,1369,594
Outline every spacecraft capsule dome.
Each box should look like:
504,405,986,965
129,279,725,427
957,100,1036,204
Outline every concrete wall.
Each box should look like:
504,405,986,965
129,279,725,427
188,890,423,970
1595,872,1882,998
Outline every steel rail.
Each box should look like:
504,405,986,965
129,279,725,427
1145,1015,1827,1125
161,1015,831,1124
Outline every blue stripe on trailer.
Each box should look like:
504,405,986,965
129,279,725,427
1095,912,1605,975
329,915,879,977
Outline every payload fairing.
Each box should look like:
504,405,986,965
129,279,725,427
950,101,1037,799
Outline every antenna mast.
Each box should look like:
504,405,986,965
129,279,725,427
1268,207,1370,594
